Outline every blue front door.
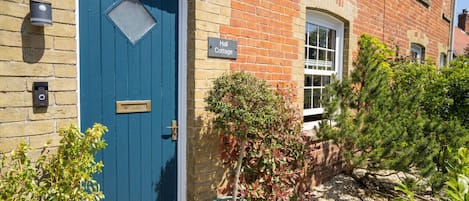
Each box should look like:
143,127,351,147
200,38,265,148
79,0,178,200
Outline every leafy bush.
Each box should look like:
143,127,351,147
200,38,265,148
445,147,469,201
206,72,314,200
0,123,108,201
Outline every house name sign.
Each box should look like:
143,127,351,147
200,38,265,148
208,37,237,59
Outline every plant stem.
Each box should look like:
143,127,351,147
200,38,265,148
232,139,246,201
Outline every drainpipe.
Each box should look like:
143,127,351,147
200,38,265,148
448,0,456,63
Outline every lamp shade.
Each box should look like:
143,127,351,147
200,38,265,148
30,0,52,26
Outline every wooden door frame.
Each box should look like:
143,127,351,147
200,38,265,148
75,0,188,200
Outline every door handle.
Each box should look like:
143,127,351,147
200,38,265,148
166,120,178,141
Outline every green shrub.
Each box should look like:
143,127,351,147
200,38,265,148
0,123,108,201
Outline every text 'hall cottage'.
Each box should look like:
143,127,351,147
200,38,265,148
0,0,454,200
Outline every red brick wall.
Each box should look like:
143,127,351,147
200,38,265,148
219,0,302,86
353,0,451,60
309,140,344,186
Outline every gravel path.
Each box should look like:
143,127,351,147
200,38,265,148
310,173,440,201
310,174,389,201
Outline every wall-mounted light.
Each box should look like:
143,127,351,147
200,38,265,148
30,0,52,26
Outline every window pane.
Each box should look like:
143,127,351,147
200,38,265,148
305,75,312,86
304,89,312,109
309,48,318,60
313,89,321,108
309,25,318,46
322,76,331,86
319,28,327,48
328,30,336,50
313,75,321,86
318,49,326,61
328,51,335,70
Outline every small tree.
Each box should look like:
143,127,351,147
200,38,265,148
318,34,397,177
318,34,439,185
206,72,317,200
205,72,280,200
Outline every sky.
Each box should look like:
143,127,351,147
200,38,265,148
454,0,469,24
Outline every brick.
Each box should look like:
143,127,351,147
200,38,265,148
0,137,27,153
0,47,75,64
54,64,77,78
28,105,77,120
40,49,77,64
0,46,23,61
0,1,27,17
29,133,62,148
0,108,27,123
53,9,76,24
56,118,78,129
0,15,22,32
0,31,22,47
53,37,76,51
0,77,26,91
54,91,77,105
196,1,221,14
196,10,229,25
195,30,208,40
52,0,75,10
0,62,54,77
0,31,54,49
195,39,208,51
45,23,76,37
0,120,54,137
0,92,31,107
196,21,219,33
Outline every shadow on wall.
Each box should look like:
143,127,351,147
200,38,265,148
153,116,223,200
21,13,45,63
194,116,225,200
310,140,344,186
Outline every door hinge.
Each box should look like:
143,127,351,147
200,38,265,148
166,120,178,141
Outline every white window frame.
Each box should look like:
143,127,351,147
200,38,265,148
304,11,344,117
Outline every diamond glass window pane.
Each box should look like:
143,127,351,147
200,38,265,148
107,0,156,44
